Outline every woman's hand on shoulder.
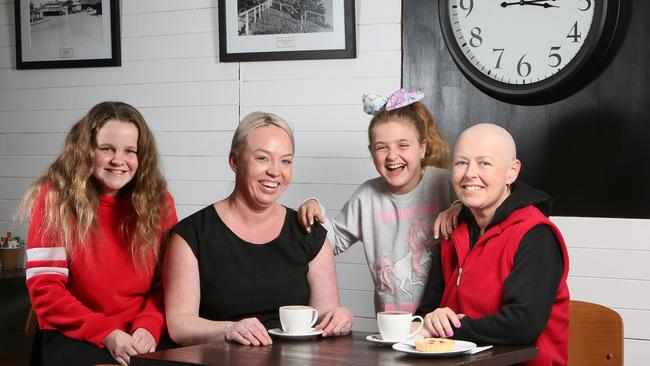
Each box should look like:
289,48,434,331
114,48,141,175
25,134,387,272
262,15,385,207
298,199,324,233
315,306,353,337
131,327,157,354
103,329,138,366
224,318,272,346
433,201,463,240
423,307,465,338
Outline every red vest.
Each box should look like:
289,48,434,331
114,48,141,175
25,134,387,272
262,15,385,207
440,205,569,366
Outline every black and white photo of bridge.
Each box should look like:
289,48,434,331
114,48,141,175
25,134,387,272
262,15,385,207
237,0,333,36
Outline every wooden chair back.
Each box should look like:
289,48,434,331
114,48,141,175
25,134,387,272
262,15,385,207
569,300,624,366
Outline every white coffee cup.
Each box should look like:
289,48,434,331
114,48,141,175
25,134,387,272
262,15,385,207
376,311,424,342
279,305,319,334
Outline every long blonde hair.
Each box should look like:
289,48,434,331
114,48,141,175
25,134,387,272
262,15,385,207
20,102,170,272
368,101,450,169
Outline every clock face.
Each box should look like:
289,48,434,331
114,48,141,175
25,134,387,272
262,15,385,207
446,0,595,86
438,0,621,105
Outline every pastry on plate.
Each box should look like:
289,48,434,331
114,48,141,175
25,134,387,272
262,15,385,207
414,337,456,352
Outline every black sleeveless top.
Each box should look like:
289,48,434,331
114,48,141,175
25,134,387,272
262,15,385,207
173,205,326,329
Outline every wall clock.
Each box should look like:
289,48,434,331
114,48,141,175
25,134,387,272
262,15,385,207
439,0,621,105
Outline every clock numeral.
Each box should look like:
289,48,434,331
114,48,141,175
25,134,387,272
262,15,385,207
548,46,562,67
459,0,474,17
493,48,505,69
566,21,582,43
469,27,483,47
578,0,592,11
517,54,531,78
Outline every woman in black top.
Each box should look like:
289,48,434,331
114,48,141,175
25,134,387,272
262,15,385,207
163,112,353,346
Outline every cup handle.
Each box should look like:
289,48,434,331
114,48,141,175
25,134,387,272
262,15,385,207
408,315,424,339
309,309,319,328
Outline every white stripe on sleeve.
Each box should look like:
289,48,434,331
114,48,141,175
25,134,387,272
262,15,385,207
26,247,67,261
26,267,69,280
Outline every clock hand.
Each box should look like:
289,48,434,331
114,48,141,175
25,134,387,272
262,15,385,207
500,0,558,8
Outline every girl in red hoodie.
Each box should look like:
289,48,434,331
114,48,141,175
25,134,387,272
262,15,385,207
21,101,177,366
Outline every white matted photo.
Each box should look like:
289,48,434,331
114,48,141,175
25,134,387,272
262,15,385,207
14,0,120,69
218,0,356,62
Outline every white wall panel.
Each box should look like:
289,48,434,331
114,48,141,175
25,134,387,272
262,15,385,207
122,0,217,14
70,81,239,109
0,2,13,26
281,183,358,210
336,262,374,291
242,77,400,106
569,248,650,280
241,51,401,81
0,88,71,111
122,8,218,38
242,104,372,132
0,177,32,199
161,156,232,181
0,24,10,46
0,110,79,133
142,105,239,131
568,277,650,310
617,309,650,340
0,46,13,68
122,32,219,61
555,216,650,251
340,289,375,318
357,24,401,51
0,58,239,89
167,180,233,206
292,157,376,184
0,155,53,177
4,133,65,155
155,131,232,156
625,340,648,366
0,199,19,221
357,0,401,24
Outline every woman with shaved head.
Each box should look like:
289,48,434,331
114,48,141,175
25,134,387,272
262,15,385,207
419,123,569,366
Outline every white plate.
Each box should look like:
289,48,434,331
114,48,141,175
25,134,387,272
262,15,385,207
365,334,422,346
392,340,477,357
268,328,323,340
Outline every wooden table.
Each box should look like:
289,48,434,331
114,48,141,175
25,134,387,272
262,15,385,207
132,332,537,366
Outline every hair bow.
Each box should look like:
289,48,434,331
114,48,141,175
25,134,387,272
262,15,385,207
362,89,424,115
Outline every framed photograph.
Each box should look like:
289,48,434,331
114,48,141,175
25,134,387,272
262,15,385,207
14,0,121,69
218,0,356,62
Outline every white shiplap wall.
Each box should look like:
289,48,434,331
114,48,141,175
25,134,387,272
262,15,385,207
0,1,648,365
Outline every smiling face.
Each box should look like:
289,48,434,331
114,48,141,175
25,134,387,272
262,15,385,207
92,120,139,197
370,118,426,195
230,125,293,210
452,123,520,223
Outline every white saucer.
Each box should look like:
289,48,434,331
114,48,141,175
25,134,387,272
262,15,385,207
392,340,477,357
268,328,323,340
365,334,420,346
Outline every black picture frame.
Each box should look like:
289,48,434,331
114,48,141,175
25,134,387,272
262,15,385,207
218,0,356,62
15,0,121,69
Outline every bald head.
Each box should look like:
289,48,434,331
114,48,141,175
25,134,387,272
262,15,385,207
455,123,517,164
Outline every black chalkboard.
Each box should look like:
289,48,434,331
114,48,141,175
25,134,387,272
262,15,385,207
403,0,649,218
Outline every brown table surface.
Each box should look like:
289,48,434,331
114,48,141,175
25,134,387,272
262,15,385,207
132,331,537,366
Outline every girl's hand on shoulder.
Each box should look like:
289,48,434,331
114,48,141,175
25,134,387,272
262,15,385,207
131,327,157,354
423,307,465,338
315,307,353,337
298,199,324,233
224,318,272,346
433,201,463,240
103,329,138,366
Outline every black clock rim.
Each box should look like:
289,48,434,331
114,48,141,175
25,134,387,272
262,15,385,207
439,0,621,104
